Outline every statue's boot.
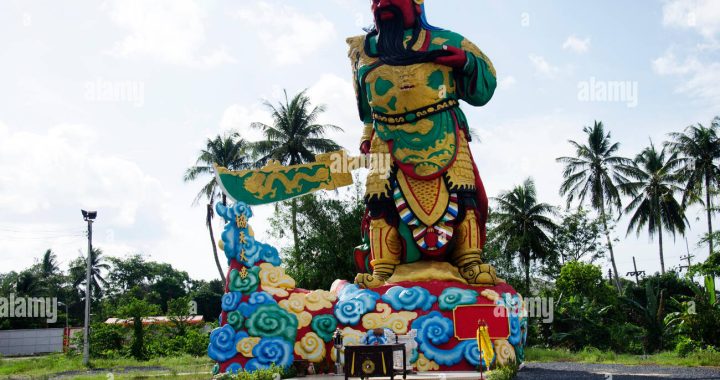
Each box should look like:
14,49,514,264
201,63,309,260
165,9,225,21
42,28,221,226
355,218,402,289
451,209,501,285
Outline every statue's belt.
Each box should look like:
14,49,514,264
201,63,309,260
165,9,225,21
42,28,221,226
372,98,459,125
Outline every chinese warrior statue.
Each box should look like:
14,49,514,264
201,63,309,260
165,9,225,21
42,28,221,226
349,0,499,288
210,1,527,375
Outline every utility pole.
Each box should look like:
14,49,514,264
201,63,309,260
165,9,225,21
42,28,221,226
679,237,694,272
81,210,97,366
626,256,645,284
680,253,694,272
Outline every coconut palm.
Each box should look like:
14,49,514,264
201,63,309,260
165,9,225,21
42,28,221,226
41,249,59,277
665,118,720,257
249,90,343,257
70,247,110,300
619,143,688,274
556,121,632,292
493,178,558,295
184,131,253,284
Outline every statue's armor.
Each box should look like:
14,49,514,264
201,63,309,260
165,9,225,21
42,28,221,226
348,27,497,287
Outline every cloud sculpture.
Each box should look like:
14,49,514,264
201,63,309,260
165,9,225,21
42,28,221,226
228,267,260,295
217,203,252,263
334,284,380,325
208,324,243,362
238,291,277,318
381,286,437,311
216,201,281,267
311,314,338,343
438,287,478,310
236,337,260,358
258,263,295,297
496,293,523,345
294,332,326,363
225,362,242,374
361,303,417,334
221,292,242,312
245,338,294,370
245,304,298,342
226,311,244,331
411,311,481,366
304,289,337,311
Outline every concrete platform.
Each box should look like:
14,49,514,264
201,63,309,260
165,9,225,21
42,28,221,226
296,372,488,380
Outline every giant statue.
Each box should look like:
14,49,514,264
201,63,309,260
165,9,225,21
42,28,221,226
348,0,499,288
208,1,526,376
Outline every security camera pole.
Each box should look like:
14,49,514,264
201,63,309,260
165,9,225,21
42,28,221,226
81,210,97,366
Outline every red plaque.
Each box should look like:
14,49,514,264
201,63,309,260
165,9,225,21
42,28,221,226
452,304,511,340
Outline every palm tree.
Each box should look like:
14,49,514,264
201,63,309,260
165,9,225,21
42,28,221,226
619,143,688,274
556,121,632,292
493,178,558,295
70,247,110,300
184,131,253,284
665,118,720,257
41,249,59,276
249,90,342,257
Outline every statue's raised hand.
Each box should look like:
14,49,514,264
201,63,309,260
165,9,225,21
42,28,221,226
360,140,371,155
434,45,467,69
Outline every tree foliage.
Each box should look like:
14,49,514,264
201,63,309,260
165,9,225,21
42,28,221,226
553,208,606,263
269,188,364,290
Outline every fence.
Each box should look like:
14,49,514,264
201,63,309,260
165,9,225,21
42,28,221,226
0,328,64,356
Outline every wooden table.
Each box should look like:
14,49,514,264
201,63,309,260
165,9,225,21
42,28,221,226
344,344,407,380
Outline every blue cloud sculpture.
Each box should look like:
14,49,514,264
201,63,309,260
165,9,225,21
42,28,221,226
245,338,294,370
438,287,478,310
334,284,380,325
382,285,437,311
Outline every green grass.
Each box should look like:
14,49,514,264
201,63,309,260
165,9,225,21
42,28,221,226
526,347,720,367
0,354,214,379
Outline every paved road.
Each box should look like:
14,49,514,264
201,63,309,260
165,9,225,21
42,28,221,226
518,362,720,379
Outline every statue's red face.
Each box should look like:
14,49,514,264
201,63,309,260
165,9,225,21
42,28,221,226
372,0,420,28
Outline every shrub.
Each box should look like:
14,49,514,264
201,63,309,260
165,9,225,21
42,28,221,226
488,360,518,380
68,323,126,359
214,365,287,380
675,337,699,358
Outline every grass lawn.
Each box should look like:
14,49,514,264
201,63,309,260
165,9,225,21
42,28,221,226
0,354,214,379
2,349,720,379
526,347,720,367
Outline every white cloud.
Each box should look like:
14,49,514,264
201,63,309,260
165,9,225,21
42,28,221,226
232,2,336,65
529,54,560,78
0,122,178,275
306,74,359,151
0,123,167,225
106,0,236,68
220,103,273,143
663,0,720,40
498,75,517,90
653,50,720,109
220,74,358,151
562,35,591,53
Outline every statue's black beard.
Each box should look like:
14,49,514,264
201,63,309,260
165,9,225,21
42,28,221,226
366,6,450,66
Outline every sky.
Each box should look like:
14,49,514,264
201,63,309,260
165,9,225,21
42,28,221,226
1,0,719,283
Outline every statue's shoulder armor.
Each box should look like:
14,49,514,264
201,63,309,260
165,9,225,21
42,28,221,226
430,30,496,78
427,29,465,48
346,34,376,69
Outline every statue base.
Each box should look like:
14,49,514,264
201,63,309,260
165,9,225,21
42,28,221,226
208,203,526,377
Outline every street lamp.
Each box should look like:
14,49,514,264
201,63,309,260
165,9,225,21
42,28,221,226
81,209,97,366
